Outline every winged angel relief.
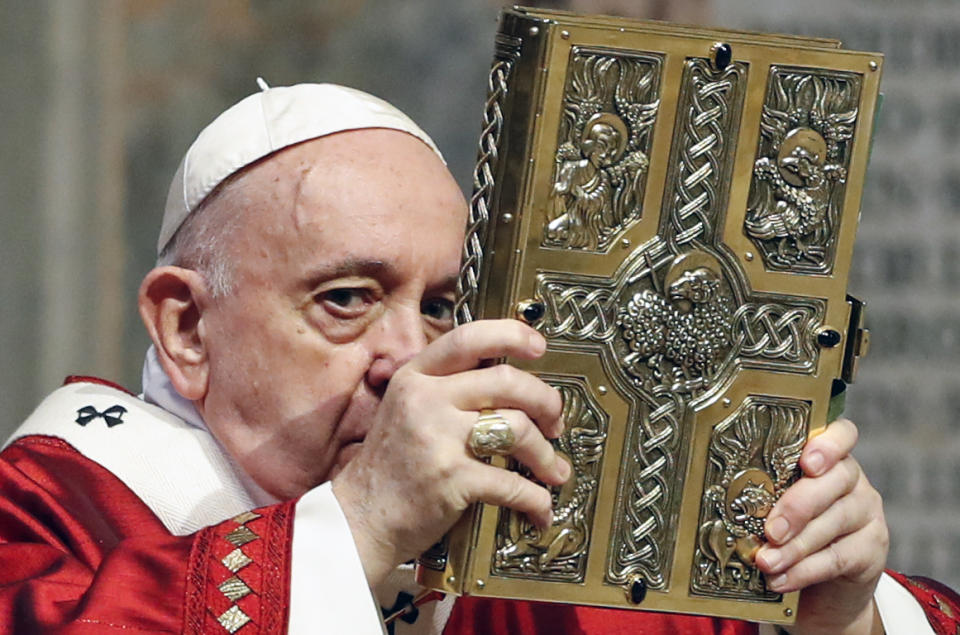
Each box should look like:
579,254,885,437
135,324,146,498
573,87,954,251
544,52,660,251
744,70,859,272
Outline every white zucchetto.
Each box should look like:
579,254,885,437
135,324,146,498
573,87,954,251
158,81,443,254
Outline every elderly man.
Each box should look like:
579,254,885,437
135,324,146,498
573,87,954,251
1,83,956,634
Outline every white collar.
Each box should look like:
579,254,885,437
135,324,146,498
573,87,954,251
141,345,279,507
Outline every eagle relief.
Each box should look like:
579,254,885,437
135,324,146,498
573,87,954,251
544,51,660,252
744,68,861,274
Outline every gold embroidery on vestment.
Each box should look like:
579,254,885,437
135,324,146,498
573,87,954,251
231,511,262,525
219,575,252,602
225,526,259,547
222,548,253,573
935,595,955,619
217,605,251,633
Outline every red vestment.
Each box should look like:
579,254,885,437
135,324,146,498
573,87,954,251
2,378,958,634
0,435,295,634
446,597,757,634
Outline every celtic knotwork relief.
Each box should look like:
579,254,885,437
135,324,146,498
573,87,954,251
661,58,746,249
733,300,824,373
540,280,620,342
493,378,607,582
745,67,861,274
544,50,661,251
538,256,823,376
607,250,741,588
692,398,808,599
533,245,740,588
531,241,823,589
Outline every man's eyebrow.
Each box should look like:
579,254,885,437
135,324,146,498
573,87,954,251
429,274,460,294
302,259,391,287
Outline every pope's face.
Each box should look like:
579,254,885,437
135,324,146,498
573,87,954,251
196,129,466,500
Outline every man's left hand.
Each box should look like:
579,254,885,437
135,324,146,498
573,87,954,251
755,418,889,635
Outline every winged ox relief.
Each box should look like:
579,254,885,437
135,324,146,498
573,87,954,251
545,52,661,252
693,399,808,597
493,380,607,581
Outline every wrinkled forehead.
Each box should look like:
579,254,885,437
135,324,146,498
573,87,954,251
240,128,454,212
222,129,466,269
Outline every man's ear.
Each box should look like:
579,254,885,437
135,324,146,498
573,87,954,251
138,266,211,401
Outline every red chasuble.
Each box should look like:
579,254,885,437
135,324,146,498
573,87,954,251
0,435,295,634
445,597,758,634
2,378,959,634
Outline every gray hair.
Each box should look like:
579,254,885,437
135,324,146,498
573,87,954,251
156,171,253,299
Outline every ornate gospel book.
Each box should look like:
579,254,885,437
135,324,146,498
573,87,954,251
418,7,879,624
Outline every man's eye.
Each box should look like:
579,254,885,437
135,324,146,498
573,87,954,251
317,288,370,315
421,297,454,323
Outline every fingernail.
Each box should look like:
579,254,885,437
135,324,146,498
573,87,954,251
556,456,572,481
806,450,824,475
767,573,788,591
767,516,790,543
759,547,782,572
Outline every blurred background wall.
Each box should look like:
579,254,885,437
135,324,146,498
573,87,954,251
2,0,958,588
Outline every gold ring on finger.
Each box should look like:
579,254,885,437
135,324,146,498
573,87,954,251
468,409,516,458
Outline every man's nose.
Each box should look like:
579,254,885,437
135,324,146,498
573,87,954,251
365,306,428,391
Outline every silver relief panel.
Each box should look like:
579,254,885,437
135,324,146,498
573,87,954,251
527,57,830,590
544,49,661,252
692,397,809,599
530,57,751,588
492,377,609,582
535,244,741,589
744,66,862,275
532,248,824,589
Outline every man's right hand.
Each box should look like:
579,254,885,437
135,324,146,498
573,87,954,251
331,319,570,586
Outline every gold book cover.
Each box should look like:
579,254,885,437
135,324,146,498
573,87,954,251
417,6,880,624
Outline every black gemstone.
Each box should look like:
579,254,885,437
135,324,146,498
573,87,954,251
629,578,647,604
522,302,545,323
713,42,732,71
817,329,842,348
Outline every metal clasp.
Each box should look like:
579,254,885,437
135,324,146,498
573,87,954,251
841,295,870,384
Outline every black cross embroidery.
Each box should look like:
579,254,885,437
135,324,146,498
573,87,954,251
75,404,127,428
